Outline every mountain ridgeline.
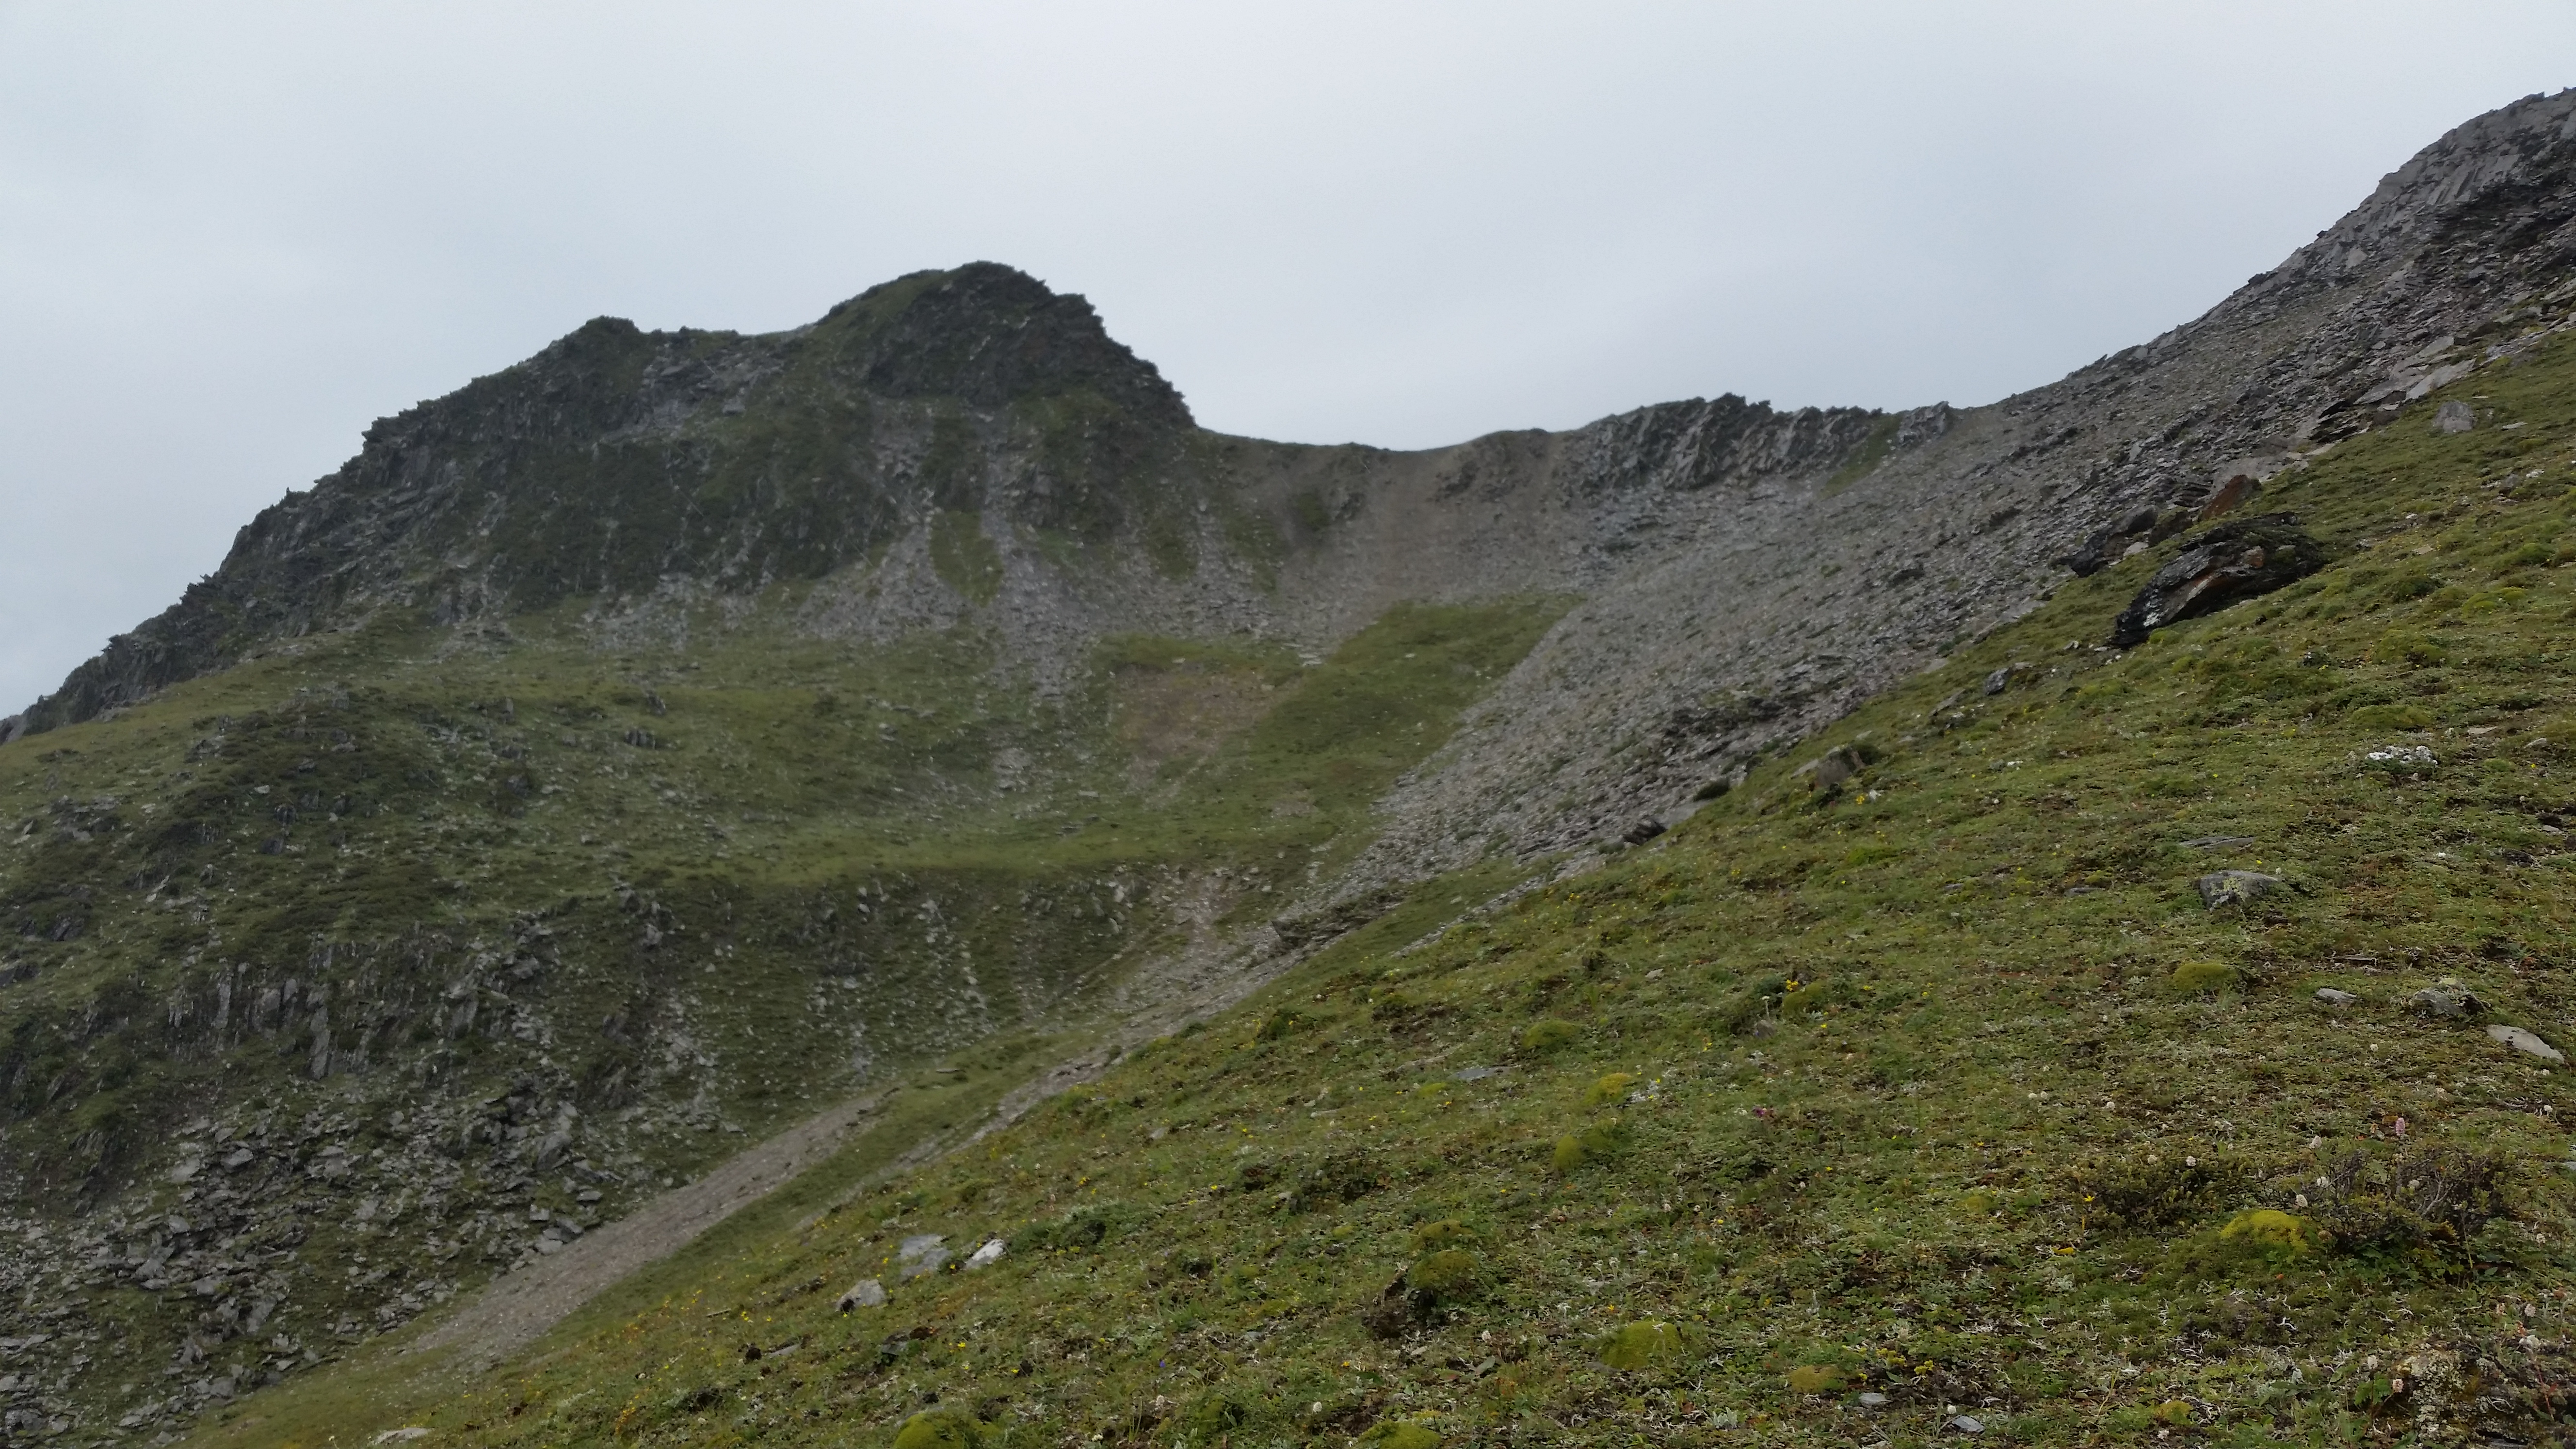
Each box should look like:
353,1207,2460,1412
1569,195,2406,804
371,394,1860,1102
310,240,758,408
11,262,1868,738
0,86,2574,1449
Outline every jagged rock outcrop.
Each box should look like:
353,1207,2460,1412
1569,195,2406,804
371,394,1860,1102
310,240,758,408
2108,515,2328,647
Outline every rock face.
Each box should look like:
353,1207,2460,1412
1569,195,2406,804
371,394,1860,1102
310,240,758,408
2109,515,2328,647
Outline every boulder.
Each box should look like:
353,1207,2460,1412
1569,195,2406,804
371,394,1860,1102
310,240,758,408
2056,505,2166,576
1797,747,1857,789
2406,978,2484,1019
897,1233,950,1278
0,714,21,746
2109,514,2327,647
2314,987,2360,1006
2198,471,2261,521
2436,400,2475,434
963,1238,1006,1270
2487,1024,2564,1063
2195,870,2281,908
2056,529,2123,577
837,1277,887,1312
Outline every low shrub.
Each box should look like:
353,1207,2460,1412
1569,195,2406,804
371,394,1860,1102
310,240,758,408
2167,959,2242,995
1552,1119,1630,1175
1596,1320,1689,1370
2073,1149,2248,1229
892,1408,983,1449
1582,1072,1639,1106
2308,1145,2513,1261
1519,1018,1582,1053
1404,1249,1481,1300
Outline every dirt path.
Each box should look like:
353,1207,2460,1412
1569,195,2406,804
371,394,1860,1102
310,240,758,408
404,1090,888,1371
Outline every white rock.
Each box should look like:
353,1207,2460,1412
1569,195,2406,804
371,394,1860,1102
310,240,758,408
2315,987,2359,1006
2488,1024,2565,1063
837,1277,886,1311
964,1238,1006,1270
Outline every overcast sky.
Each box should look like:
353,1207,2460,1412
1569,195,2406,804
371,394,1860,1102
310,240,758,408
2,2,2571,713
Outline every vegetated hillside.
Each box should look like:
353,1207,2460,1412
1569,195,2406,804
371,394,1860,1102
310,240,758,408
217,325,2576,1449
0,596,1565,1438
1,84,2573,1449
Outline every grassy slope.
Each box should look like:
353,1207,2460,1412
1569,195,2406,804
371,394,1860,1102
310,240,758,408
0,573,1565,1430
205,332,2576,1449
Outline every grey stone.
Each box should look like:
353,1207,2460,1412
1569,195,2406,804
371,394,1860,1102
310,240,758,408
897,1233,950,1279
1981,663,2029,696
1451,1065,1505,1082
1856,1392,1889,1408
837,1278,886,1312
2110,515,2328,647
2179,835,2255,851
2406,978,2485,1019
2314,987,2360,1006
1951,1415,1985,1433
2196,870,2282,907
964,1238,1006,1270
2487,1024,2564,1063
2437,400,2475,434
1796,745,1868,790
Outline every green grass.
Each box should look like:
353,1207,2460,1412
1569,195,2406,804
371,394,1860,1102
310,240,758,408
0,579,1565,1430
174,330,2576,1447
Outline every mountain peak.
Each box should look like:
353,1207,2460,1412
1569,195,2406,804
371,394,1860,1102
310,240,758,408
817,261,1191,426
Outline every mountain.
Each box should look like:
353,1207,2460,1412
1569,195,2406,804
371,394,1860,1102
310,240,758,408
0,86,2570,1449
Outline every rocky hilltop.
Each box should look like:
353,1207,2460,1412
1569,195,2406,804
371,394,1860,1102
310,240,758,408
23,96,2576,874
0,87,2571,1448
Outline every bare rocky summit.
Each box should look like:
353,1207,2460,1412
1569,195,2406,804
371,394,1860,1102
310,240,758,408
30,93,2576,876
